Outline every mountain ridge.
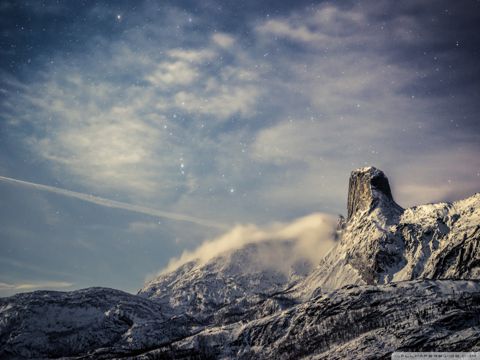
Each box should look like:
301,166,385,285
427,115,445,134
295,180,480,296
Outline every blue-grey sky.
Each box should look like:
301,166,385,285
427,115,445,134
1,0,479,296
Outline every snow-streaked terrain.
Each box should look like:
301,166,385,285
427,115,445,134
138,280,480,359
1,167,479,359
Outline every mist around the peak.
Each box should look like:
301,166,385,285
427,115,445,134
160,213,338,275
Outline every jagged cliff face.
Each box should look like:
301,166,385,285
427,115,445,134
347,166,401,221
1,166,479,359
394,195,480,280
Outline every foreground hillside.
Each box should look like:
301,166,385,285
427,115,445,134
2,280,479,359
136,280,480,359
1,167,479,359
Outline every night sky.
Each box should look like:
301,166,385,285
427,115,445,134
1,0,479,296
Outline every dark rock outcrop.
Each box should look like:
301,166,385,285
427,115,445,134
347,166,403,221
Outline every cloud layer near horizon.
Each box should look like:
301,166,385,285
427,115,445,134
0,281,73,291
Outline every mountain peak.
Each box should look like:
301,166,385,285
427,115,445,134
347,166,401,221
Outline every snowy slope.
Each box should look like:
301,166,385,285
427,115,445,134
0,287,193,359
138,239,313,323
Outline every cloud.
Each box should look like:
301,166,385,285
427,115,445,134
33,114,165,195
174,84,259,118
212,32,235,48
146,60,199,87
257,19,325,43
162,213,337,273
250,117,480,213
242,1,480,214
255,4,367,46
146,48,216,87
0,281,73,291
167,48,216,62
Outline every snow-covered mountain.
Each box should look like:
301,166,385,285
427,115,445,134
138,212,337,324
0,287,193,359
138,239,318,323
1,166,479,359
296,167,480,298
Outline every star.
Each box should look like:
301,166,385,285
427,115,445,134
116,14,122,21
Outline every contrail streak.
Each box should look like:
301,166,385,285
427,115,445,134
0,175,227,230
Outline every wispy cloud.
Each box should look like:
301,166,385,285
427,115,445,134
161,213,337,274
0,281,73,291
0,175,227,229
3,17,261,203
212,32,235,48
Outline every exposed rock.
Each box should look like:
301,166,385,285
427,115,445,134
347,166,403,221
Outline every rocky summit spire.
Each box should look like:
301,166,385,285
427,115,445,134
347,166,402,221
